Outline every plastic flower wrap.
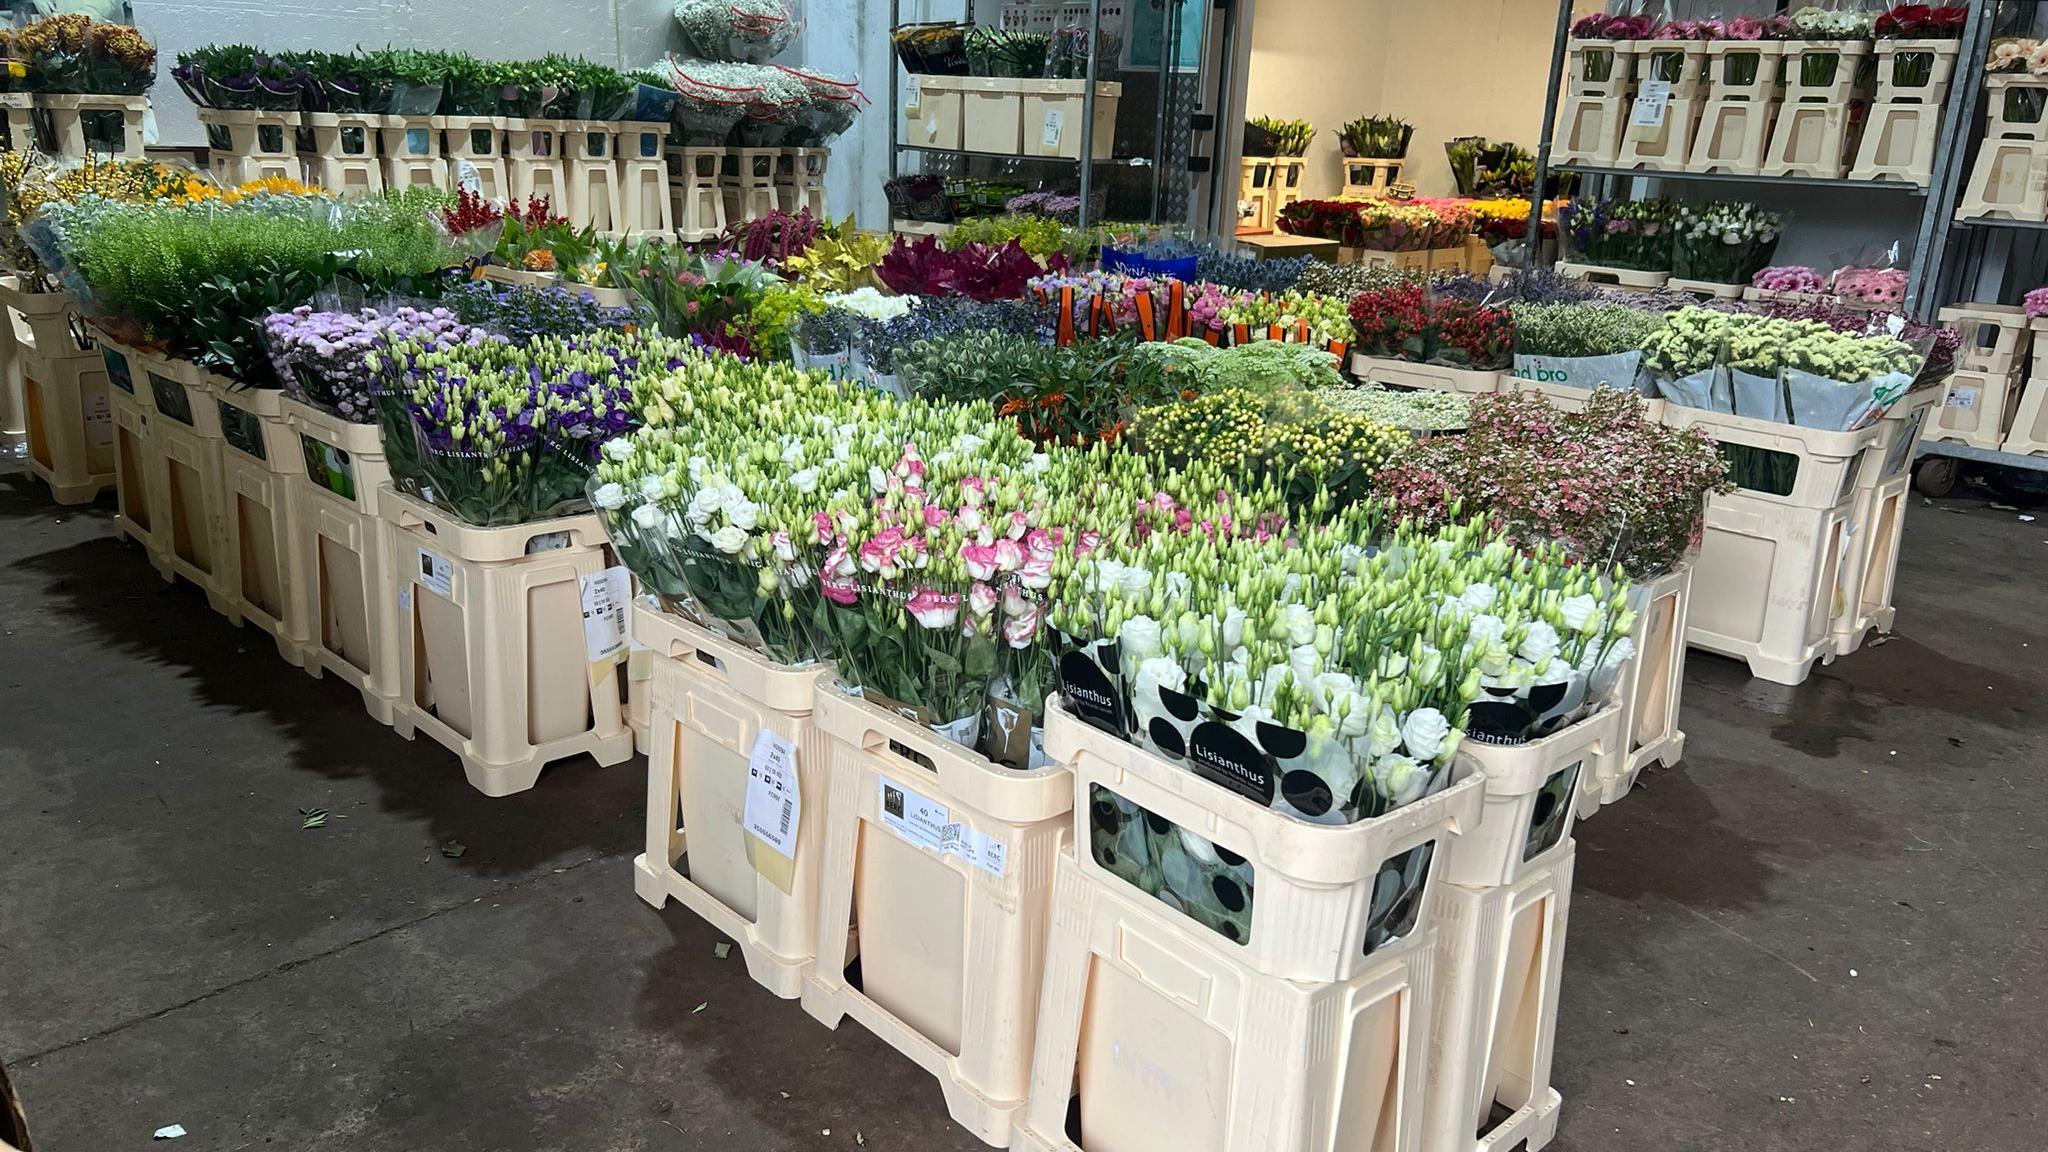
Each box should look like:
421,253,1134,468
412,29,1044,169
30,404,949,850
673,0,801,64
1671,201,1783,285
1510,301,1659,393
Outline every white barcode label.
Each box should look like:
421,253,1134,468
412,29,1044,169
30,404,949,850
744,730,801,858
876,775,1006,878
579,565,630,664
415,549,454,599
1042,107,1064,148
1946,389,1976,410
1631,79,1671,127
906,74,922,111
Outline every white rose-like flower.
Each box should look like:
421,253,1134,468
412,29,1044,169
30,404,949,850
1519,621,1561,668
1367,705,1403,759
708,525,748,554
1091,558,1127,596
1399,707,1451,761
687,489,721,528
641,476,667,503
1221,606,1246,650
631,503,661,531
869,465,889,494
1460,582,1497,613
790,467,819,494
1117,565,1153,601
592,482,627,511
1120,615,1164,661
1376,754,1429,808
1331,688,1371,738
602,438,633,462
1284,603,1316,646
1557,593,1600,633
725,499,759,531
1137,654,1187,696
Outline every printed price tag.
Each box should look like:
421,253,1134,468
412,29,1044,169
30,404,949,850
1946,388,1976,410
415,548,454,599
83,389,113,449
744,730,802,858
1631,79,1672,128
1042,107,1065,149
453,160,483,196
876,776,1005,878
579,565,631,665
906,74,922,110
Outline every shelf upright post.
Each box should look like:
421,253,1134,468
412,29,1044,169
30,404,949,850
888,0,902,217
1909,0,1998,319
1076,0,1106,231
1527,0,1575,266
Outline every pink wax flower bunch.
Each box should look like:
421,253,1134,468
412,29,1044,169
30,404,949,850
2027,286,2048,318
1752,265,1827,293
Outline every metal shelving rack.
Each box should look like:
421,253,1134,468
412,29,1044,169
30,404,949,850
885,0,1110,232
1524,0,1998,323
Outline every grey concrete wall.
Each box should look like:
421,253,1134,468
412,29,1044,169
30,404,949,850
133,0,891,223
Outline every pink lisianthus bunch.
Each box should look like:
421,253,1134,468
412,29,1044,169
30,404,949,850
1572,12,1655,39
2026,286,2048,318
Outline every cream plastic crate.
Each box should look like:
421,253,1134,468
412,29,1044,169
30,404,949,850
20,347,114,505
1554,39,1638,167
380,486,634,796
1425,848,1573,1152
1012,849,1436,1152
800,686,1071,1147
1661,406,1881,511
1349,353,1502,396
1553,261,1670,290
141,361,232,614
1616,42,1706,171
630,603,833,998
1341,157,1403,199
197,108,305,186
1930,367,2023,452
1046,706,1483,985
2003,318,2048,456
620,126,675,238
1688,487,1851,686
284,397,407,725
1444,706,1615,890
1018,80,1120,161
1580,563,1692,816
1763,41,1869,179
379,114,448,191
99,340,162,551
1688,41,1783,175
562,121,624,233
305,111,387,197
38,93,147,160
904,75,965,151
444,115,508,201
1850,40,1958,185
0,276,83,360
505,119,567,210
215,383,310,665
1939,303,2033,375
1956,76,2048,222
1836,391,1937,656
962,78,1024,154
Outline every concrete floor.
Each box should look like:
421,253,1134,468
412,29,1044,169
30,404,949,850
0,473,2041,1152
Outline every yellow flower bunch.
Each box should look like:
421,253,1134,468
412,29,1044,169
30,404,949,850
1,150,185,226
169,174,329,205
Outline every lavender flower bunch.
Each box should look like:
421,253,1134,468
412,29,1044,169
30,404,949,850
854,296,1044,373
264,305,491,425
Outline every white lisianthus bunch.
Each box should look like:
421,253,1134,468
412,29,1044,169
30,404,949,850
824,287,915,323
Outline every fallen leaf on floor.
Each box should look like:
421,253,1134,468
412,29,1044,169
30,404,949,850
856,1133,865,1147
692,1002,708,1014
299,808,327,830
153,1125,186,1140
440,840,467,858
714,942,732,959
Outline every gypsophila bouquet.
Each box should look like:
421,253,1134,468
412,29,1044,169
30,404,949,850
673,0,800,64
1672,201,1783,285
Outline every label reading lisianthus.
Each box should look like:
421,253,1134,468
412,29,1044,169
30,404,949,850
1186,721,1277,805
877,776,1006,877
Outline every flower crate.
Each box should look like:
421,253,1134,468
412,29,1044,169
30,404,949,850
19,345,114,505
1338,246,1431,273
504,118,567,211
1836,389,1940,657
1555,38,1639,167
1940,303,2033,376
1554,260,1670,290
1666,276,1748,299
1958,76,2048,221
142,360,233,614
562,121,624,233
1424,846,1573,1152
621,126,676,237
1688,41,1784,175
0,276,86,362
1763,40,1872,180
904,75,965,151
284,397,407,725
37,94,147,161
1687,486,1854,686
2000,316,2048,457
1047,704,1484,985
443,115,507,201
1850,39,1960,185
1443,706,1616,890
1240,156,1278,234
90,333,161,550
1581,562,1692,814
962,77,1024,154
1930,367,2024,451
305,111,387,197
668,143,729,242
379,486,635,796
630,603,833,999
1017,80,1120,162
378,114,449,192
1012,848,1437,1152
720,146,782,224
1350,352,1504,396
1342,157,1404,199
214,382,311,666
196,108,306,187
1663,405,1882,511
800,685,1072,1147
775,146,830,219
1617,40,1708,170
